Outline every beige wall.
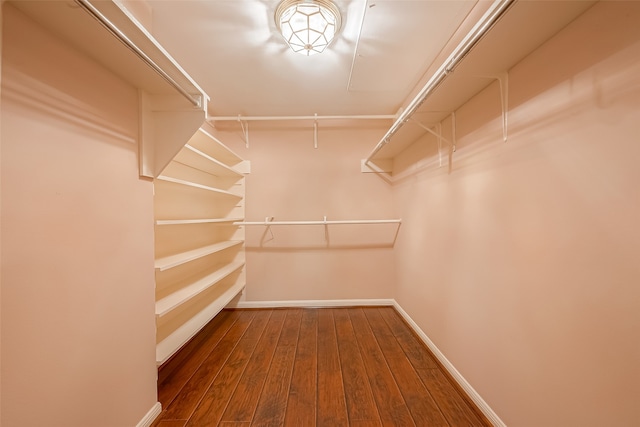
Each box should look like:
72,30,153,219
224,127,397,302
1,5,157,426
392,2,640,426
0,1,4,423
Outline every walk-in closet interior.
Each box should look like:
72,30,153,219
1,0,638,426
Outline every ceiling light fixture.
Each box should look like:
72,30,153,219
275,0,342,56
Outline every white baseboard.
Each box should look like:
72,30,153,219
392,301,506,427
229,298,395,309
136,402,161,427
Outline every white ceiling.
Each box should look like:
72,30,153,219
146,0,478,118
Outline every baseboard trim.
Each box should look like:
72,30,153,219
229,298,395,309
136,402,161,427
391,301,506,427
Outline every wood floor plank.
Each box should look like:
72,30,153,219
348,308,416,427
221,310,286,423
377,308,490,426
158,309,241,408
162,311,256,421
153,420,187,427
158,309,232,384
317,309,349,426
333,308,380,423
417,368,488,427
350,420,383,427
278,308,303,346
185,340,254,427
252,345,297,425
252,309,301,425
185,333,262,426
238,310,272,341
363,308,448,426
377,307,439,369
284,309,318,427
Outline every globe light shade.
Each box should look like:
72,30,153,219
275,0,342,56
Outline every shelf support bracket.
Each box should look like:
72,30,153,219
409,118,453,169
323,215,330,245
409,118,452,145
451,112,457,152
314,113,318,149
449,112,456,173
238,115,249,149
478,73,509,142
260,216,274,246
497,72,509,142
437,122,443,167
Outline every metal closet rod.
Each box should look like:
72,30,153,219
234,218,402,226
208,114,396,122
364,0,517,165
75,0,202,108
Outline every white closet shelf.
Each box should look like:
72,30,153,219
366,0,596,162
155,260,244,318
173,144,243,178
189,128,244,166
156,279,245,365
156,175,242,198
11,0,205,103
155,240,243,271
155,217,244,226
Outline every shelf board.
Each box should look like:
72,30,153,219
173,144,243,178
156,279,245,365
370,0,597,161
188,128,244,166
155,240,243,271
156,175,242,198
11,0,205,100
155,260,245,318
155,217,244,226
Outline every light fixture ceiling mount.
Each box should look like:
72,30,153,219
275,0,342,56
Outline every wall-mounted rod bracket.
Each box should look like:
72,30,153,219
451,112,457,152
238,115,249,149
498,72,509,142
409,118,452,145
314,113,318,149
449,112,457,173
410,118,454,168
477,72,508,141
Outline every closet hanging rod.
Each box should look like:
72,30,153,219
364,0,516,165
74,0,203,108
208,114,396,122
234,219,402,226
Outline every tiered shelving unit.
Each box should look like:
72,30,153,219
154,127,247,365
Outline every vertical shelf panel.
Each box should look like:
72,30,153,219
153,127,247,365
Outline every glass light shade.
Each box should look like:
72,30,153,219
275,0,342,56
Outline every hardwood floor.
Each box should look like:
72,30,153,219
153,307,490,427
